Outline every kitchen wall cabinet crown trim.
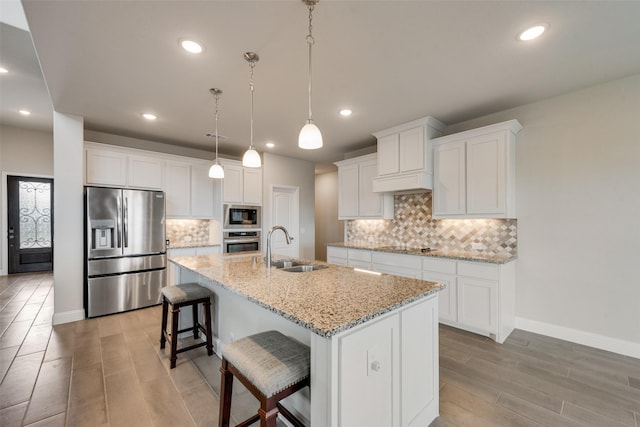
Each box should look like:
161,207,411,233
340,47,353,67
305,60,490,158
334,153,393,220
371,116,446,193
432,119,521,219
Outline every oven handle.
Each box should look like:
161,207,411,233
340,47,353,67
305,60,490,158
223,238,261,244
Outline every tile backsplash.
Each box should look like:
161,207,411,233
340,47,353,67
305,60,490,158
346,192,517,255
166,219,220,247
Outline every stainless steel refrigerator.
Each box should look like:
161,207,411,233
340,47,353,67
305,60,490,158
84,186,167,317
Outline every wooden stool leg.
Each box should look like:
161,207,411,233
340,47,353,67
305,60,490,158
170,306,180,369
192,303,199,339
203,300,213,356
259,402,279,427
160,298,168,349
219,359,234,427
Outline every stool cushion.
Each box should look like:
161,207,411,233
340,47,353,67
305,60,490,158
223,330,310,398
161,283,210,305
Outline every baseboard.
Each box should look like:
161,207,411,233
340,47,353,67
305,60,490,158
515,317,640,359
52,309,85,325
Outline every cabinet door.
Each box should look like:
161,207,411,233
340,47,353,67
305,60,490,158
377,134,399,175
423,271,457,323
327,246,348,266
399,126,425,173
190,163,214,217
358,159,383,217
433,141,466,216
339,315,399,427
466,131,506,215
243,168,262,205
165,161,191,217
457,276,497,334
128,155,163,189
222,164,243,204
338,163,359,218
85,148,127,186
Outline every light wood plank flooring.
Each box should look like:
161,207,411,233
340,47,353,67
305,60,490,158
1,272,639,426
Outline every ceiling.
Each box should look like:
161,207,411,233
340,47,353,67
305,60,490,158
4,1,640,171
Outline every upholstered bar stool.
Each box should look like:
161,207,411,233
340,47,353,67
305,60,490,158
160,283,213,369
219,330,310,427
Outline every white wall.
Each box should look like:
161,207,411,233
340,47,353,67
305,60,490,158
314,170,343,261
52,112,85,324
445,74,640,350
0,125,54,275
262,152,315,260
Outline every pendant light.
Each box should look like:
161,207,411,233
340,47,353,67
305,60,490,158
242,52,262,168
208,88,224,179
298,0,323,150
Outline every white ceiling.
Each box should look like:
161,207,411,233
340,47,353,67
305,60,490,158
4,1,640,171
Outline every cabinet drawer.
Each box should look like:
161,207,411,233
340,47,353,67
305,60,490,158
348,249,372,262
457,261,499,281
422,258,456,275
327,246,348,259
372,252,421,269
348,259,373,270
374,263,421,279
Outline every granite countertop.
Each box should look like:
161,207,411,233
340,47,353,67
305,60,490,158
327,242,517,264
170,253,444,338
168,243,221,249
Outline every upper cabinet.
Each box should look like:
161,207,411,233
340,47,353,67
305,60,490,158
335,153,393,220
85,142,220,219
432,119,522,219
219,159,262,205
371,116,446,193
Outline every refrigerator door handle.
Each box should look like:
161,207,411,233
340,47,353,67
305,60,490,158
116,196,122,248
124,197,129,248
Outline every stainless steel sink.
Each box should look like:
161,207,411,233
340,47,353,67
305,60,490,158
271,259,305,268
281,264,328,273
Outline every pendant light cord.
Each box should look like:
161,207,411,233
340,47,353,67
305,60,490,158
214,92,220,163
249,60,256,149
307,3,315,122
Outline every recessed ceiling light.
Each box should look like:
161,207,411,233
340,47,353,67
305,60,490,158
339,109,353,117
180,39,204,54
142,113,157,120
266,142,275,148
518,24,548,41
19,109,31,116
0,67,8,74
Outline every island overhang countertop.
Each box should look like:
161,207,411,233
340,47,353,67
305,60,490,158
169,253,444,338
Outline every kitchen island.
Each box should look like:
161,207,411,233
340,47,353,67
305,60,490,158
170,253,444,427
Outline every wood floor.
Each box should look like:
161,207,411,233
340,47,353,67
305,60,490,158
1,272,639,426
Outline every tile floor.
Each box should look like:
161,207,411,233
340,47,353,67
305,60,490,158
1,272,639,426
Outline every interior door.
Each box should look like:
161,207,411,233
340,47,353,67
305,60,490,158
7,176,54,273
270,186,299,258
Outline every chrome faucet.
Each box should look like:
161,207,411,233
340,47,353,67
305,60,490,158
266,225,294,268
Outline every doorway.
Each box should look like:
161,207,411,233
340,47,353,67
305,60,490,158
7,175,54,273
270,185,300,258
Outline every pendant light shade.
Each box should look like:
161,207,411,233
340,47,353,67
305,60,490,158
298,0,322,150
208,163,224,179
208,88,224,179
243,52,262,168
298,120,323,150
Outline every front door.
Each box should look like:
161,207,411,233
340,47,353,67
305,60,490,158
7,176,54,273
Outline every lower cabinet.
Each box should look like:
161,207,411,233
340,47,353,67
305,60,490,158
423,258,515,343
347,248,372,270
337,295,438,427
326,246,348,266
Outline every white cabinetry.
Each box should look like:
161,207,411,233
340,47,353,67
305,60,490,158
165,160,217,218
432,119,521,218
335,153,393,220
371,116,445,193
85,146,163,189
336,295,439,427
372,251,421,279
326,246,348,266
220,160,262,205
422,257,515,343
347,248,372,270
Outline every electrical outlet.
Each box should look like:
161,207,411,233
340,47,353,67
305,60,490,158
471,242,484,251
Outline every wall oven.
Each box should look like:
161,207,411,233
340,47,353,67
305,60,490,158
224,204,261,229
223,231,261,254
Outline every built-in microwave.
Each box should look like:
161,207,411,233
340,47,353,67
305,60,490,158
223,204,261,229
